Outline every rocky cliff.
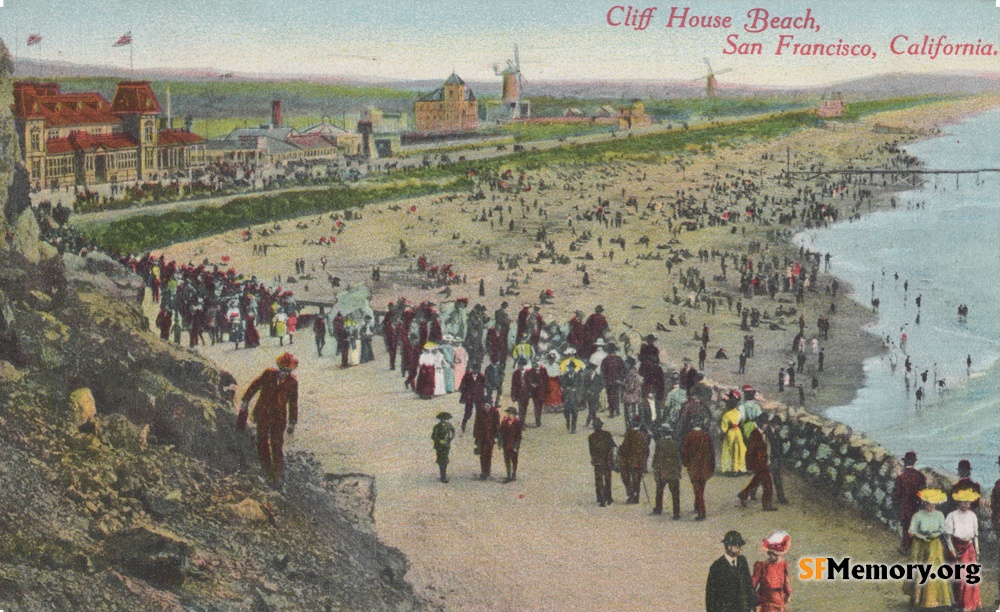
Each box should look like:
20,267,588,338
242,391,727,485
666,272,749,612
0,40,425,611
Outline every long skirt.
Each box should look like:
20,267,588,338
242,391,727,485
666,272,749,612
904,537,953,609
951,537,980,612
719,428,747,473
452,352,467,394
544,376,563,412
434,366,446,396
416,365,436,397
245,321,260,348
360,338,374,363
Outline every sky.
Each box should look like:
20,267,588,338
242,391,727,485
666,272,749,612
0,0,998,86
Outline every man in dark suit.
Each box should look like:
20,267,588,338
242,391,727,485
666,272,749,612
681,417,714,520
763,414,789,504
893,450,926,554
706,531,758,612
588,417,615,506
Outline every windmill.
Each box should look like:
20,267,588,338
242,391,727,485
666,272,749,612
493,44,529,120
693,58,732,98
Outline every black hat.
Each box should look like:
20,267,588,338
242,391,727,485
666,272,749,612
903,451,917,466
436,412,453,420
595,305,604,313
593,417,604,429
756,413,771,425
958,459,972,474
722,531,746,547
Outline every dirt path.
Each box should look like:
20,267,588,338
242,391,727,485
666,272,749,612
192,336,935,611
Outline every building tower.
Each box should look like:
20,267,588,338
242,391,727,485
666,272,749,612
111,81,162,180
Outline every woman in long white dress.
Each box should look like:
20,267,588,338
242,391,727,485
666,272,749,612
348,324,362,366
432,347,446,396
440,336,455,394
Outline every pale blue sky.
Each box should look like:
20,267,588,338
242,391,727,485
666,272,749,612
0,0,997,85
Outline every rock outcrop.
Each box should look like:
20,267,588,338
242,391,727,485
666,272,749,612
0,36,425,610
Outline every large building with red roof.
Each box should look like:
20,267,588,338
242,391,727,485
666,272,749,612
13,81,205,189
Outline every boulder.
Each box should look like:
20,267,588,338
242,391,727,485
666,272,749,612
323,473,377,524
223,498,268,524
69,388,97,427
103,525,191,587
102,414,149,453
12,208,42,264
0,359,22,383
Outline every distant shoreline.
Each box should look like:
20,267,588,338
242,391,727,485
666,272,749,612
795,97,1000,418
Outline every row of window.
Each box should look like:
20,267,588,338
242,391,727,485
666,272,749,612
45,156,73,177
28,125,156,153
35,150,138,178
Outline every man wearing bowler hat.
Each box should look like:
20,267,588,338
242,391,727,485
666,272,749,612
706,530,758,612
950,459,982,511
893,450,927,554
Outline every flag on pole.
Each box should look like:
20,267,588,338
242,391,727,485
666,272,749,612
26,34,42,47
114,32,132,47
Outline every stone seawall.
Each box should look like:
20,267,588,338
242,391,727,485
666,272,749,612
706,384,995,550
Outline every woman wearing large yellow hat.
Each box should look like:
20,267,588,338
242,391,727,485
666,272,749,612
945,488,982,611
904,489,952,609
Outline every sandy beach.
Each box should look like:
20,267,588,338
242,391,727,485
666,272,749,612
148,95,1000,610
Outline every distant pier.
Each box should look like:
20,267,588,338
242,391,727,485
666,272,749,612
782,167,1000,187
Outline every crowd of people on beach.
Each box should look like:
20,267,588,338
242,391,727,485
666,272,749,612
26,119,999,611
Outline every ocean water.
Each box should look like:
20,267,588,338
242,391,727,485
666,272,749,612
795,107,1000,477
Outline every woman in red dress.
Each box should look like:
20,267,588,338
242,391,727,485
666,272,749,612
244,314,261,348
415,343,437,398
945,489,981,612
752,531,791,612
542,351,563,412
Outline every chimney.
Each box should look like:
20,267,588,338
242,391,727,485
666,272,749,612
272,100,282,129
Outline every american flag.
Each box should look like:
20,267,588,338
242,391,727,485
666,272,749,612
113,32,132,47
26,34,42,47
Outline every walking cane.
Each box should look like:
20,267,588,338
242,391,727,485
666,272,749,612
641,472,651,504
